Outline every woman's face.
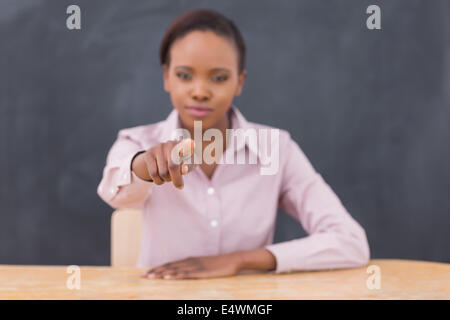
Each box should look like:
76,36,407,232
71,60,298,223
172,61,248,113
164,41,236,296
162,30,246,131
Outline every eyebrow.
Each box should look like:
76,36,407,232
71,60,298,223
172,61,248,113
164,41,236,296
175,65,231,73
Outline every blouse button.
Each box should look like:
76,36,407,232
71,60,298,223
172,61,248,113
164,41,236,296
210,219,218,228
207,187,215,195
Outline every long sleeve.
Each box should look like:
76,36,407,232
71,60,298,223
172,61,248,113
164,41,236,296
265,134,370,274
97,129,154,209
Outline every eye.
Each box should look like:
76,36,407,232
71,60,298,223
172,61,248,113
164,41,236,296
176,72,191,81
212,74,228,82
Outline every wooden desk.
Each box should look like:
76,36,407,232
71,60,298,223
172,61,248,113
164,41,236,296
0,259,449,299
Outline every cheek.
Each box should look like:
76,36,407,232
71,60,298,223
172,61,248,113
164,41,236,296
215,82,238,98
215,88,237,107
169,85,186,103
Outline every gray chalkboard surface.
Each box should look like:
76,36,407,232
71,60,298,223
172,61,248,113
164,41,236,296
1,0,449,265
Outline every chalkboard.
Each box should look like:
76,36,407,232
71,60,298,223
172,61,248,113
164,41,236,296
1,0,449,265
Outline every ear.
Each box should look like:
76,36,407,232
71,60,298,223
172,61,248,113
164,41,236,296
235,70,247,97
162,64,170,92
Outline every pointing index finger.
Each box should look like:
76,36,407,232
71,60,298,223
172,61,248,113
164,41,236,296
179,138,195,161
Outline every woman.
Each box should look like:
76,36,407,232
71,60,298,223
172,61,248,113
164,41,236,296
98,9,370,279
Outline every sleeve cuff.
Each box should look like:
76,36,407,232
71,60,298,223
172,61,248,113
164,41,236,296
265,243,292,274
264,238,311,274
116,150,152,187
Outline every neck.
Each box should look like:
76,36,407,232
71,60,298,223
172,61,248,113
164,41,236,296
182,110,232,154
186,112,231,138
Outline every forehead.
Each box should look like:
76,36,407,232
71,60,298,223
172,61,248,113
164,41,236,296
169,30,238,70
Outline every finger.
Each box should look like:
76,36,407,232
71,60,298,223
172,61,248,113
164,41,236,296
144,261,181,277
171,139,197,175
183,163,197,174
171,264,208,279
172,268,209,280
144,257,198,278
141,266,161,278
151,268,176,279
159,266,201,280
154,147,171,182
167,152,184,190
171,270,190,280
178,162,195,176
179,138,195,160
144,266,165,278
144,152,164,185
150,260,192,275
148,262,198,279
163,269,196,280
161,269,179,280
140,269,151,278
171,139,195,166
182,161,197,174
181,162,189,175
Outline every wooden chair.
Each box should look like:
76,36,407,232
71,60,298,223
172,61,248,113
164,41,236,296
110,209,142,267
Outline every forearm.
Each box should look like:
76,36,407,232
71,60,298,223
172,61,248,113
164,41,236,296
98,150,153,209
235,248,277,272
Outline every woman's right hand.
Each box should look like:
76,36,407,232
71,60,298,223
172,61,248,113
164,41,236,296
131,138,197,189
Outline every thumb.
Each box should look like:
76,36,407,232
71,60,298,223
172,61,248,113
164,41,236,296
181,161,197,175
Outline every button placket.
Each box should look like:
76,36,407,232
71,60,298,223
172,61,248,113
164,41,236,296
210,219,218,228
205,183,221,255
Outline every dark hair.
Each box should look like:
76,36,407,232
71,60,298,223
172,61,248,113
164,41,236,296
159,9,246,73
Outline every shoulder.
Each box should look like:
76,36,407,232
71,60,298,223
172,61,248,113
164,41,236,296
247,120,312,171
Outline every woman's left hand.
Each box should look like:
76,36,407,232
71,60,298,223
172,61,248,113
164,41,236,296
141,252,243,280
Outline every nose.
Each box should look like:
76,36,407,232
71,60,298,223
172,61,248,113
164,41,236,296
191,81,211,102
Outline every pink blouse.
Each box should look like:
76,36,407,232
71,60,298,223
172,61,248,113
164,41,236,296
97,105,370,273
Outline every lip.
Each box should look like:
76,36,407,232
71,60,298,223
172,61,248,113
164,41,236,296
185,105,213,118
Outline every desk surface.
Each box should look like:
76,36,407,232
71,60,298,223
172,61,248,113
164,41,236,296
0,259,449,299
